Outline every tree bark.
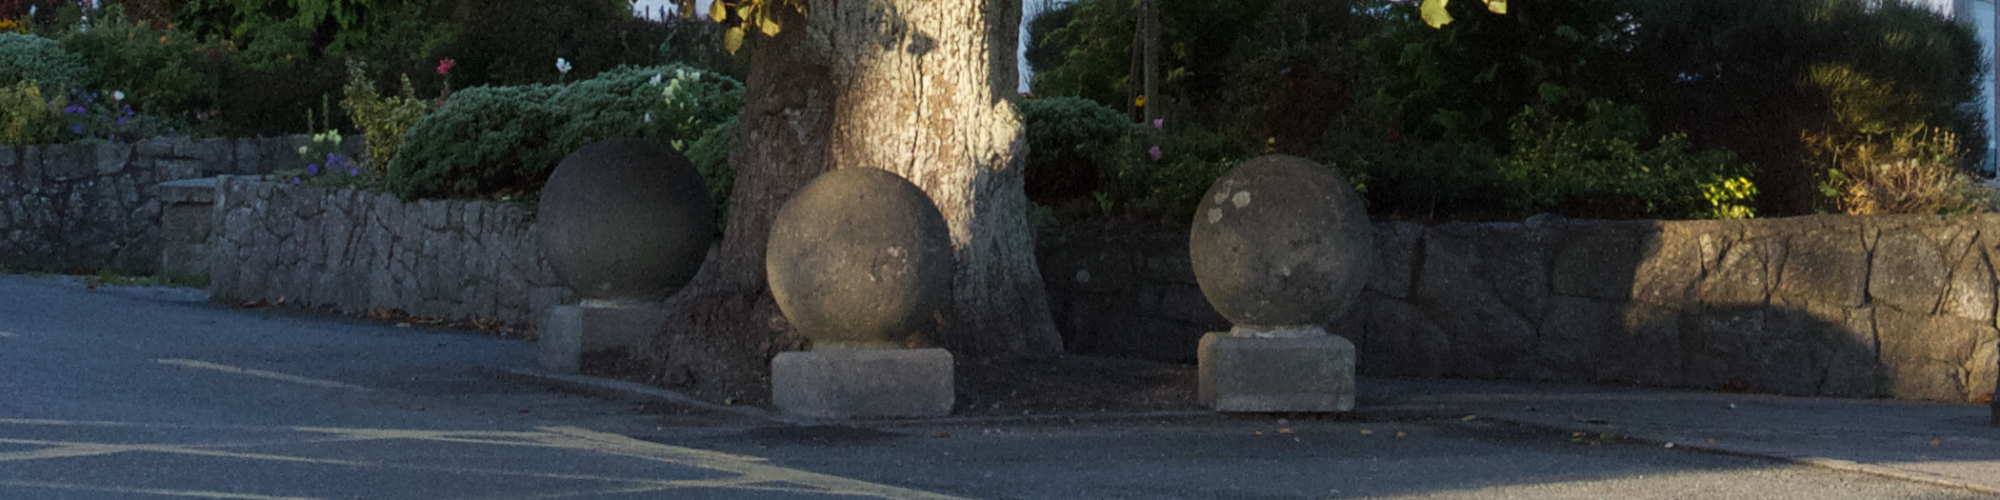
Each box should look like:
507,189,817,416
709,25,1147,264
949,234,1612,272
649,0,1063,402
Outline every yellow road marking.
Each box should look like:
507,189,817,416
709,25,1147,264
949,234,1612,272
155,359,369,391
0,479,333,500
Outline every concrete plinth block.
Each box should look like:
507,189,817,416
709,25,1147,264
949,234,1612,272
773,348,954,419
537,303,669,374
1199,332,1356,412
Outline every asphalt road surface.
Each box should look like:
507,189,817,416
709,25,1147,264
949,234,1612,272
0,273,1992,500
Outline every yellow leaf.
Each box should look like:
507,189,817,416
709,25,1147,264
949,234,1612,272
757,8,781,35
1421,0,1453,28
709,0,727,23
1485,0,1506,14
723,27,744,54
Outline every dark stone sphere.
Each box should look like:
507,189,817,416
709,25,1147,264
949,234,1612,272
538,138,715,302
766,168,954,346
1189,155,1373,329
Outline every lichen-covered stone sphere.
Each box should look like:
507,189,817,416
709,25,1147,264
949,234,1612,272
538,138,715,302
766,167,953,346
1189,155,1373,329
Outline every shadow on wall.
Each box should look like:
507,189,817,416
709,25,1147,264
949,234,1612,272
1043,214,2000,403
1344,214,1997,402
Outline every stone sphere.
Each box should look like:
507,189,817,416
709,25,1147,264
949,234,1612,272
1189,155,1373,330
766,168,954,346
538,138,715,302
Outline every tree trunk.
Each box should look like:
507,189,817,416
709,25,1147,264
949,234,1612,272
649,0,1063,402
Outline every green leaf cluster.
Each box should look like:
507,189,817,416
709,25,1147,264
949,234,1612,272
0,80,62,145
1502,98,1755,219
56,6,222,116
386,64,743,201
1018,96,1129,203
1629,0,1986,214
339,60,431,175
0,32,86,94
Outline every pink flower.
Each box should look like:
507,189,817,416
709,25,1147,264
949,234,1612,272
1152,118,1163,130
1148,145,1162,161
437,58,456,76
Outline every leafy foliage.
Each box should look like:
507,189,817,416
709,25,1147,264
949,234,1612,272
684,115,736,225
1628,0,1985,214
0,32,84,92
1314,127,1509,220
387,64,743,200
339,60,431,174
0,79,59,144
1018,96,1128,203
1502,98,1755,219
1218,0,1374,154
431,0,671,88
57,6,223,116
1099,120,1256,222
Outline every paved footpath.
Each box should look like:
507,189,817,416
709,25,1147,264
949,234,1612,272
0,272,1994,499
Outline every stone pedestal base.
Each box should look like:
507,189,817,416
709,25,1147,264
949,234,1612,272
537,304,669,374
772,348,954,419
1199,332,1355,412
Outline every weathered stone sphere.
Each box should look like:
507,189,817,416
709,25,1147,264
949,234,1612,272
539,138,715,302
1190,155,1373,330
767,168,954,346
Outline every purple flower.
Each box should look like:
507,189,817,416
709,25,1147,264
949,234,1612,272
349,168,359,176
115,116,126,126
1148,145,1162,161
1152,118,1163,130
69,125,82,135
64,104,84,114
307,164,319,175
291,177,301,185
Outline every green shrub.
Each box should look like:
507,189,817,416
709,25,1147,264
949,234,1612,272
1100,120,1254,223
685,115,736,226
57,6,221,117
1018,96,1128,203
340,60,433,173
696,116,744,210
1503,98,1756,220
1813,126,1993,215
1630,0,1984,214
388,64,743,200
211,55,350,137
1217,0,1372,154
657,17,747,82
431,0,671,89
0,32,85,92
0,79,60,144
1315,130,1509,220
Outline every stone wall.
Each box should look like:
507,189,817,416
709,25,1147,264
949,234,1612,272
0,135,357,274
204,177,567,327
1039,215,2000,403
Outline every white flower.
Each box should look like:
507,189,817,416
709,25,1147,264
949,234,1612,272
555,58,573,75
112,91,124,101
644,112,652,123
649,73,662,86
